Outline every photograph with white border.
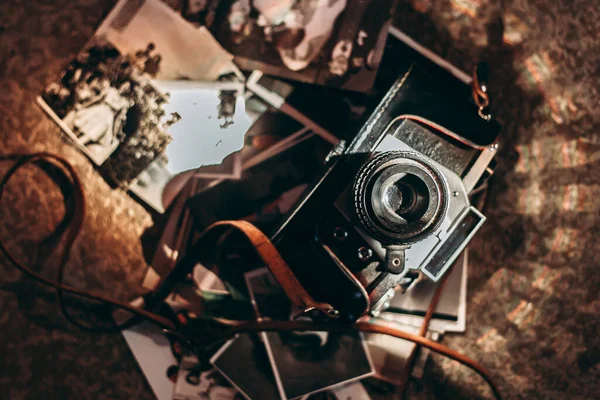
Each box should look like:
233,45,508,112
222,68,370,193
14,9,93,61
244,268,375,400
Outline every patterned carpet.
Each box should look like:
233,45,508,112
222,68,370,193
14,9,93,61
0,0,598,399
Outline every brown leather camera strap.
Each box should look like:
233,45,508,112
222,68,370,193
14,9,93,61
198,220,340,319
0,153,176,331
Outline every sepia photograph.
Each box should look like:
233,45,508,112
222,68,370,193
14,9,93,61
101,0,235,81
183,0,398,92
174,355,241,400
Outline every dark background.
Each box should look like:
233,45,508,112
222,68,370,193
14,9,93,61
0,0,598,399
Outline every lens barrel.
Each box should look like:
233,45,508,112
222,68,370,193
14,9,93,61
353,151,449,245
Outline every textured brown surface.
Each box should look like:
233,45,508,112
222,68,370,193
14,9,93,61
0,0,599,399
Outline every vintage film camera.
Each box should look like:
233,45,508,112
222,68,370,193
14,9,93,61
272,38,502,322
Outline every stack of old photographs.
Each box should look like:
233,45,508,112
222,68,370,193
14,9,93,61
38,1,479,399
212,268,375,400
124,250,467,400
38,0,401,215
38,0,250,213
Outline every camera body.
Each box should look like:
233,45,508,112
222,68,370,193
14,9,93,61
272,60,501,322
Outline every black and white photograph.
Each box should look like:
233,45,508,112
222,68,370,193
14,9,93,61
183,0,397,93
128,154,179,213
174,356,241,400
244,268,375,400
118,318,179,400
127,79,250,211
132,79,248,205
38,36,176,167
152,80,249,169
211,334,282,400
194,91,302,180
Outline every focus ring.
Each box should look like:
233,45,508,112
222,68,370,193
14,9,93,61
353,151,448,245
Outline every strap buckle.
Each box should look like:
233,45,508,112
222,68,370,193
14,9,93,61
472,63,492,121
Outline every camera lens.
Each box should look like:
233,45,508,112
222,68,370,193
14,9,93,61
381,173,430,223
353,151,449,244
